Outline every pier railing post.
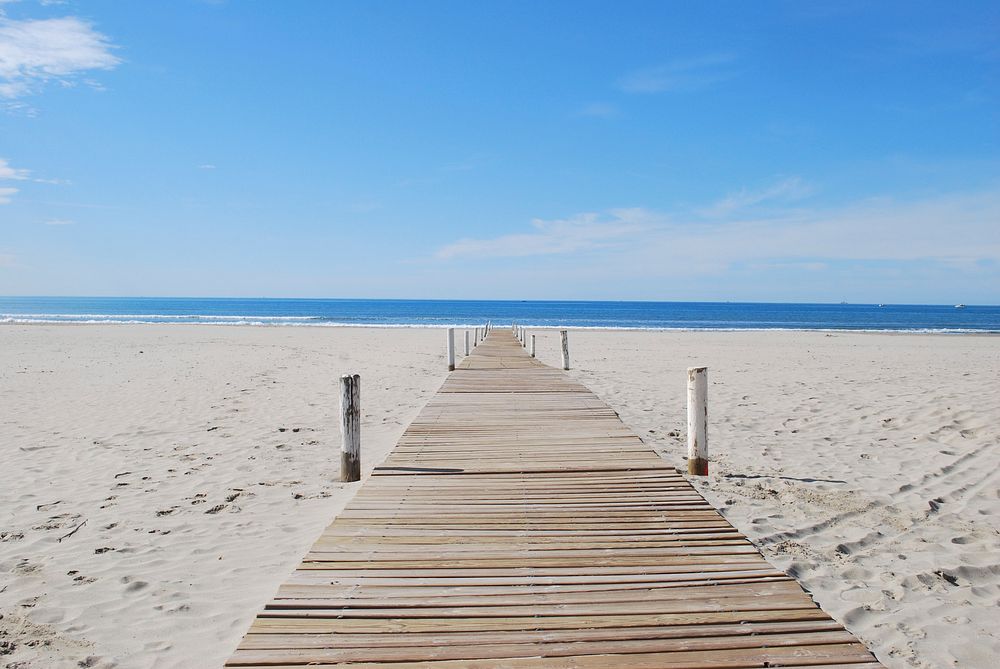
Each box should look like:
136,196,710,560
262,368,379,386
475,327,480,346
447,328,455,371
530,334,536,358
560,330,570,370
687,367,708,476
464,329,470,356
340,374,361,482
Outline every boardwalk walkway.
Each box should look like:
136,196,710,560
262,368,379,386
226,330,881,668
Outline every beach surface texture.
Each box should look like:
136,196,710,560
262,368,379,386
1,325,997,668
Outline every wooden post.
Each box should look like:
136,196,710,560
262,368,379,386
464,329,470,356
560,330,570,370
340,374,361,482
474,327,480,346
447,328,455,371
687,366,708,476
530,334,536,358
522,329,527,347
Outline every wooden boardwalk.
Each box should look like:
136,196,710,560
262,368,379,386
226,330,882,668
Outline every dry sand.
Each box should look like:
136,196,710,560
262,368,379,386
1,325,998,668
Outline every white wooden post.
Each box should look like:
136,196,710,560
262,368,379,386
687,367,708,476
340,374,361,482
447,328,455,371
475,327,480,345
560,330,570,370
464,329,470,356
530,334,536,358
522,329,527,347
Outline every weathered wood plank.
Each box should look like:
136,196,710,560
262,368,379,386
224,330,882,667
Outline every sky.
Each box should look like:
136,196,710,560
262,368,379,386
0,1,997,303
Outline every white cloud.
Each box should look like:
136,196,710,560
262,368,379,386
0,15,120,99
436,209,652,259
198,164,216,170
0,156,26,203
700,176,815,217
43,217,73,224
0,156,28,180
434,187,1000,274
577,102,619,118
619,54,736,94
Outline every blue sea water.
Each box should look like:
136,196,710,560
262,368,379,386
1,297,998,332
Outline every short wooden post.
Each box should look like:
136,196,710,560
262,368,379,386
340,374,361,482
530,334,536,357
687,367,708,476
522,329,527,347
475,327,480,345
447,328,455,371
560,330,570,370
464,329,470,356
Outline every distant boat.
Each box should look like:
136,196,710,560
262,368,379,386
954,304,966,309
877,304,885,307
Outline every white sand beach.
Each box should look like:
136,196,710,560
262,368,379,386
1,325,998,668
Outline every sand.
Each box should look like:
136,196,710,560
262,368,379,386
1,325,998,668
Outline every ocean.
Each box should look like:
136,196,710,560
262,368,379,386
1,297,997,332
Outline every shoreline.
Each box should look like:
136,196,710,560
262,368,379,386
3,321,998,335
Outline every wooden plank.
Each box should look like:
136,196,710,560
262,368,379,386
224,330,882,667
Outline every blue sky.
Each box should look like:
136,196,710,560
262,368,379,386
0,1,997,303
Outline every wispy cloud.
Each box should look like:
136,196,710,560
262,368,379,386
436,209,654,260
700,176,815,217
0,156,26,202
0,156,67,203
198,164,216,170
0,156,28,180
434,185,1000,275
619,54,736,94
577,102,619,118
0,15,120,100
43,217,73,225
